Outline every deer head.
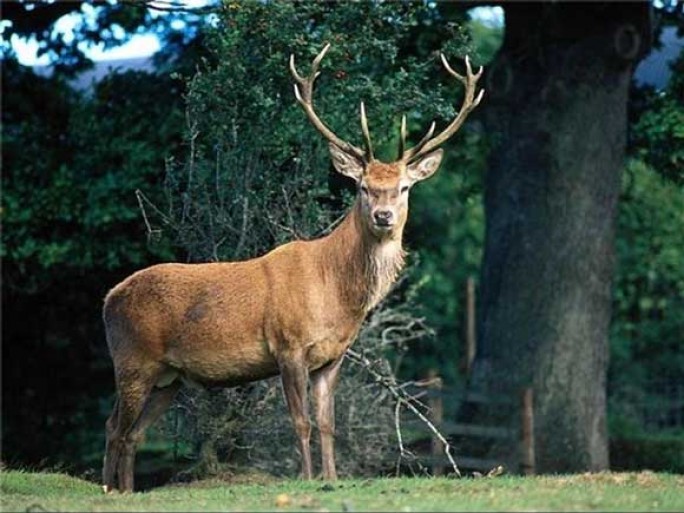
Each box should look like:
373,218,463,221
290,43,484,239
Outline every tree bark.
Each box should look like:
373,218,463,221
472,2,651,473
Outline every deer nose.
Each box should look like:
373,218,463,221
373,210,394,226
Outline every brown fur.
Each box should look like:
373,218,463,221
105,200,404,378
365,161,402,183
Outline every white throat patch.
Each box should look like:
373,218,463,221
365,239,405,310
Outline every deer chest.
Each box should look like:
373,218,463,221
295,316,362,371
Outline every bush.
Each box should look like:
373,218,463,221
610,434,684,474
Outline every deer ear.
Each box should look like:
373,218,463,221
406,149,444,183
329,143,364,182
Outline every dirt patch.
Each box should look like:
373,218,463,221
544,471,673,488
580,471,669,487
167,467,281,489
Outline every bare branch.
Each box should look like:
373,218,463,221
135,189,168,244
346,348,462,477
233,196,249,258
141,0,220,14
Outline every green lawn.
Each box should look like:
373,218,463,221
1,469,682,512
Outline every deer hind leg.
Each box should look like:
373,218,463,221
120,380,181,489
103,398,120,493
311,355,344,480
107,364,172,493
279,355,313,479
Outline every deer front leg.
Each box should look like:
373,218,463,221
311,355,344,480
280,356,313,479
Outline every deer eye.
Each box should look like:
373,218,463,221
360,185,369,195
400,186,409,194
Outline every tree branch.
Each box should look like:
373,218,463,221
346,348,462,477
140,0,221,14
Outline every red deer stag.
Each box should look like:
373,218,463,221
102,43,484,493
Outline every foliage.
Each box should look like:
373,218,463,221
609,159,684,432
629,52,684,184
1,58,184,467
465,18,504,65
609,48,684,437
403,130,487,385
1,65,181,287
395,13,501,386
611,433,684,474
142,0,475,259
2,470,684,512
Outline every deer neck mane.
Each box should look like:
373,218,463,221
322,200,406,313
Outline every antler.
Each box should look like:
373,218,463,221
290,44,373,161
400,55,484,163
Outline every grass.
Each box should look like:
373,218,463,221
1,469,682,512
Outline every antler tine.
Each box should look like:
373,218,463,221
289,43,329,101
401,121,436,161
289,54,305,83
440,52,465,81
289,44,366,160
398,115,408,159
401,54,485,163
360,102,374,160
441,54,484,87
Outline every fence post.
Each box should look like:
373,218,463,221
520,387,535,475
465,277,476,377
428,368,444,476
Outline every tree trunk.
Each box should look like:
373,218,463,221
471,2,651,473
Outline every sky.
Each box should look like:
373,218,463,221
11,33,161,66
5,2,161,66
5,4,504,67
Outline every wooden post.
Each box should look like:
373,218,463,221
465,277,476,376
520,387,535,475
428,369,444,476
